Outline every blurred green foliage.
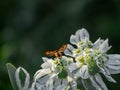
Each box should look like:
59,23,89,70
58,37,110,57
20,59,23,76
0,0,120,90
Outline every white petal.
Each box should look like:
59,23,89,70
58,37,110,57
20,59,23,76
90,73,108,90
69,80,77,90
42,57,53,62
64,44,75,56
99,39,111,53
108,69,120,74
106,54,120,66
30,82,35,90
34,69,51,81
81,79,97,90
70,35,78,45
66,69,76,82
101,67,116,83
98,64,114,83
96,59,107,74
75,65,89,79
55,79,68,90
105,74,116,83
33,74,60,90
75,28,89,41
105,54,120,74
103,66,110,75
93,38,103,49
94,38,101,45
41,60,53,69
36,74,50,85
49,73,56,79
53,78,62,89
46,78,54,90
68,63,78,72
35,82,45,90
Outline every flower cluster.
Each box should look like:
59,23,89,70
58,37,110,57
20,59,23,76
7,28,120,90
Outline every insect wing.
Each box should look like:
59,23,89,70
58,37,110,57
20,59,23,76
44,51,56,56
58,44,67,52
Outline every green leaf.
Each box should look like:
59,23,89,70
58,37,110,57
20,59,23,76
19,69,26,87
88,60,99,75
6,63,18,90
56,66,61,71
77,78,86,90
58,69,68,79
62,60,67,66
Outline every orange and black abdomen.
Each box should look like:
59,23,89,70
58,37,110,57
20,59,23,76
54,51,62,58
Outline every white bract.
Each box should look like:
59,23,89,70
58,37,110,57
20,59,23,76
15,67,30,90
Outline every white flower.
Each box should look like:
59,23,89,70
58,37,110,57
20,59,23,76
64,28,120,90
31,56,76,90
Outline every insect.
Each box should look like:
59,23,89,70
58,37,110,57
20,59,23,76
44,44,67,58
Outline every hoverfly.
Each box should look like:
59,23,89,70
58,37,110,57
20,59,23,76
44,44,67,58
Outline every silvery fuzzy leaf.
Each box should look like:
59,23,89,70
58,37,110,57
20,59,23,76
75,65,89,79
105,54,120,74
6,63,18,90
70,35,79,45
15,67,30,90
64,44,75,57
99,39,111,53
75,28,89,41
90,73,108,90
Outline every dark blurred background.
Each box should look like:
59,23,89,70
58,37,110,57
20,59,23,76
0,0,120,90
